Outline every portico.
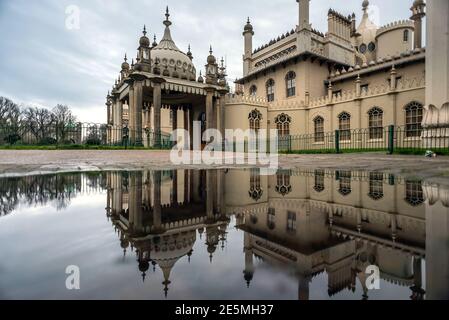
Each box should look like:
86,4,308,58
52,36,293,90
107,8,228,148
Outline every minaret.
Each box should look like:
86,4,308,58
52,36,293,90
243,232,254,288
242,17,254,77
423,0,449,145
135,25,151,72
297,0,310,30
296,0,312,53
410,0,426,49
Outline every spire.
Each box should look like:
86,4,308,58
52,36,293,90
164,6,172,27
143,25,147,36
187,44,193,60
209,45,213,55
124,53,127,62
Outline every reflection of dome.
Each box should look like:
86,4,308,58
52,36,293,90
151,8,196,81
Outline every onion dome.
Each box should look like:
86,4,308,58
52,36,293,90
151,7,196,80
362,0,369,11
187,44,193,60
207,45,216,64
152,34,158,48
244,17,254,33
197,71,204,83
413,0,424,6
121,54,130,71
139,25,150,47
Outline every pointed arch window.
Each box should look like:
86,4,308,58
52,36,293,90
286,71,296,98
314,116,325,142
275,170,292,196
275,113,291,136
267,208,276,230
249,109,262,131
338,112,351,141
368,107,383,140
405,102,423,137
287,211,296,232
266,79,275,102
249,168,263,201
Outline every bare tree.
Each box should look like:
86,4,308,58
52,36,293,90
22,107,56,144
0,97,22,144
52,104,78,143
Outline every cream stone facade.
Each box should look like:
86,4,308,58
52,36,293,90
231,0,433,144
106,0,448,150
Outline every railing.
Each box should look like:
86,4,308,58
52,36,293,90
281,125,449,154
0,122,173,149
1,122,448,154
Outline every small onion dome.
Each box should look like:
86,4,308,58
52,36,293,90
121,54,130,70
152,34,158,48
413,0,424,6
207,45,216,64
139,25,150,47
187,44,193,60
362,0,369,10
138,260,150,273
197,71,204,83
244,17,253,32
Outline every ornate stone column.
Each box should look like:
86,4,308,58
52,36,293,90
133,81,144,146
128,83,135,143
423,0,449,148
172,169,178,205
183,107,190,149
205,89,215,131
152,80,163,147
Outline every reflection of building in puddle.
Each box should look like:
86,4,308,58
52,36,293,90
106,170,230,297
231,169,430,300
104,168,449,300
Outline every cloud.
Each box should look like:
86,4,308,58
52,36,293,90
0,0,416,123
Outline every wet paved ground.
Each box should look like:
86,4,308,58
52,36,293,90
1,150,449,185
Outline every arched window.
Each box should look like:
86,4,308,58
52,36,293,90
314,116,324,142
266,79,275,102
405,102,423,137
276,170,292,196
405,180,424,206
249,85,257,96
338,171,352,196
275,113,291,136
368,172,384,200
368,107,383,139
248,109,262,131
338,112,351,141
403,30,409,42
287,211,296,232
285,71,296,97
249,168,263,201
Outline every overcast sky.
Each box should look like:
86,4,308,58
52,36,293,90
0,0,416,123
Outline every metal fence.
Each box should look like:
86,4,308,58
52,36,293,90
0,123,173,149
1,122,448,154
280,125,449,154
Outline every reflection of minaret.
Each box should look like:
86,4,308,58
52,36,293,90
243,232,254,288
425,183,449,300
298,274,311,301
206,170,215,223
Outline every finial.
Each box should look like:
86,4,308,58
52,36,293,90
124,53,127,62
143,25,147,36
362,0,369,12
164,6,172,27
209,45,213,55
247,17,250,24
